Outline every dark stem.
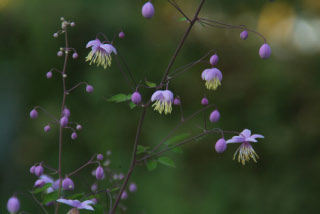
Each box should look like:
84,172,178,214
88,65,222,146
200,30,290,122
30,192,49,214
67,155,98,177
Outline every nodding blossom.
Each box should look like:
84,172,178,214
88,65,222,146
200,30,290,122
240,30,248,40
85,38,117,69
121,191,128,200
226,129,264,165
151,90,174,115
129,183,137,192
209,54,219,66
95,166,104,180
131,91,142,104
30,109,38,119
259,43,271,59
7,196,20,214
56,199,95,211
201,68,222,90
201,97,209,105
209,110,220,123
142,2,155,19
62,177,75,191
215,138,227,153
35,165,44,177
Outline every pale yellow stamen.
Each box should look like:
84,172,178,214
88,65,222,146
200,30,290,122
152,100,172,115
205,78,221,90
233,143,259,165
86,50,112,69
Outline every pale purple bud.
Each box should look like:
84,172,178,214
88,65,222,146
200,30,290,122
173,97,181,106
44,125,51,133
35,165,44,177
201,97,208,106
129,183,137,192
121,191,128,200
72,53,78,59
63,108,70,118
215,138,227,153
131,91,142,104
53,179,61,190
209,54,219,66
119,31,125,38
53,33,58,38
34,179,45,188
62,177,75,190
57,51,63,57
70,22,75,27
95,166,104,180
30,165,36,174
97,154,103,160
259,43,272,59
240,30,248,40
86,85,94,93
142,2,155,19
76,124,82,130
209,110,220,123
7,196,20,213
60,116,69,127
46,71,53,79
91,183,98,192
71,132,77,140
113,174,119,180
30,109,38,119
119,173,124,180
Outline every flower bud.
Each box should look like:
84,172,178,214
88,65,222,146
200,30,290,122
63,107,70,118
131,91,142,104
76,124,82,130
215,138,227,153
30,165,36,174
240,30,248,40
259,43,271,59
62,177,75,190
46,71,53,79
91,183,98,192
121,191,128,199
7,196,20,214
70,22,75,27
129,183,137,192
201,97,208,106
35,165,44,177
173,97,181,106
57,51,64,57
97,154,103,160
209,110,220,123
34,179,45,188
72,53,78,59
209,54,219,66
119,31,125,38
142,2,155,19
95,166,104,180
119,173,124,180
71,132,77,140
86,85,94,93
60,116,69,127
53,179,61,190
44,125,51,133
30,109,38,119
53,33,58,38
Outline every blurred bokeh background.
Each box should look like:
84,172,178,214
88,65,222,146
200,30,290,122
1,0,320,213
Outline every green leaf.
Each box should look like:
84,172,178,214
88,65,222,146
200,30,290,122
107,94,131,103
178,17,187,22
129,102,136,109
145,80,156,87
68,193,84,200
172,147,183,154
158,156,176,168
164,133,191,146
137,145,149,155
146,160,158,171
109,187,120,193
42,191,59,204
32,183,52,194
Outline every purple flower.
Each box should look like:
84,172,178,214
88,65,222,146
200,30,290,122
119,31,125,38
72,53,78,59
173,97,181,106
44,125,51,133
30,109,38,119
76,124,82,130
95,166,104,180
131,91,142,104
63,107,71,118
62,177,75,191
201,97,208,106
129,183,137,192
97,154,103,160
7,196,20,214
209,110,220,123
53,179,61,190
121,191,128,200
86,85,94,93
151,90,174,114
209,54,219,66
34,179,45,188
240,30,248,40
85,39,117,69
226,129,264,165
91,183,98,192
60,116,69,127
46,71,53,79
259,43,271,59
57,51,63,57
56,199,95,211
35,165,44,177
71,132,78,140
201,68,222,90
30,165,36,174
215,138,227,153
119,173,124,180
142,2,155,19
40,174,54,184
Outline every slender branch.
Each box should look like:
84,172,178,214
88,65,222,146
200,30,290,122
115,55,135,91
30,192,49,214
65,82,88,94
168,0,191,22
67,155,98,177
117,53,137,86
106,189,113,214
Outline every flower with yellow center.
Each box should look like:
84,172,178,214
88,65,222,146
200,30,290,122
151,90,174,115
201,68,222,90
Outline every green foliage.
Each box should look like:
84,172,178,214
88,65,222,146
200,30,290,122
158,156,176,168
146,160,158,171
164,133,191,146
42,191,59,204
145,80,157,87
32,183,52,194
107,94,131,103
137,145,150,154
68,192,85,199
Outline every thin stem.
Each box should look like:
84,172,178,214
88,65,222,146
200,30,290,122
115,55,135,91
168,0,191,22
65,82,88,94
110,107,147,214
106,189,113,214
117,53,137,86
30,192,49,214
67,155,98,177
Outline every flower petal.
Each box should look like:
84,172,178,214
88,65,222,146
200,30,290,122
151,91,163,101
86,39,101,48
162,90,174,102
241,129,251,138
201,69,209,80
226,136,245,144
245,137,258,143
251,134,264,139
212,68,222,81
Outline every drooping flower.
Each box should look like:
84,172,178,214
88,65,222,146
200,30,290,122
259,43,271,59
30,109,38,119
215,138,227,153
95,166,104,180
60,116,69,127
151,90,174,114
71,132,78,140
30,165,36,174
131,91,142,104
226,129,264,165
34,179,45,188
85,39,117,69
240,30,248,40
201,97,209,105
56,199,95,211
44,125,51,133
142,2,155,19
62,177,75,191
7,196,20,214
201,68,222,90
86,85,94,93
209,54,219,66
209,110,220,123
35,165,44,177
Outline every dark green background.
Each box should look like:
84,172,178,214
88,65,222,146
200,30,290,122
1,0,320,213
